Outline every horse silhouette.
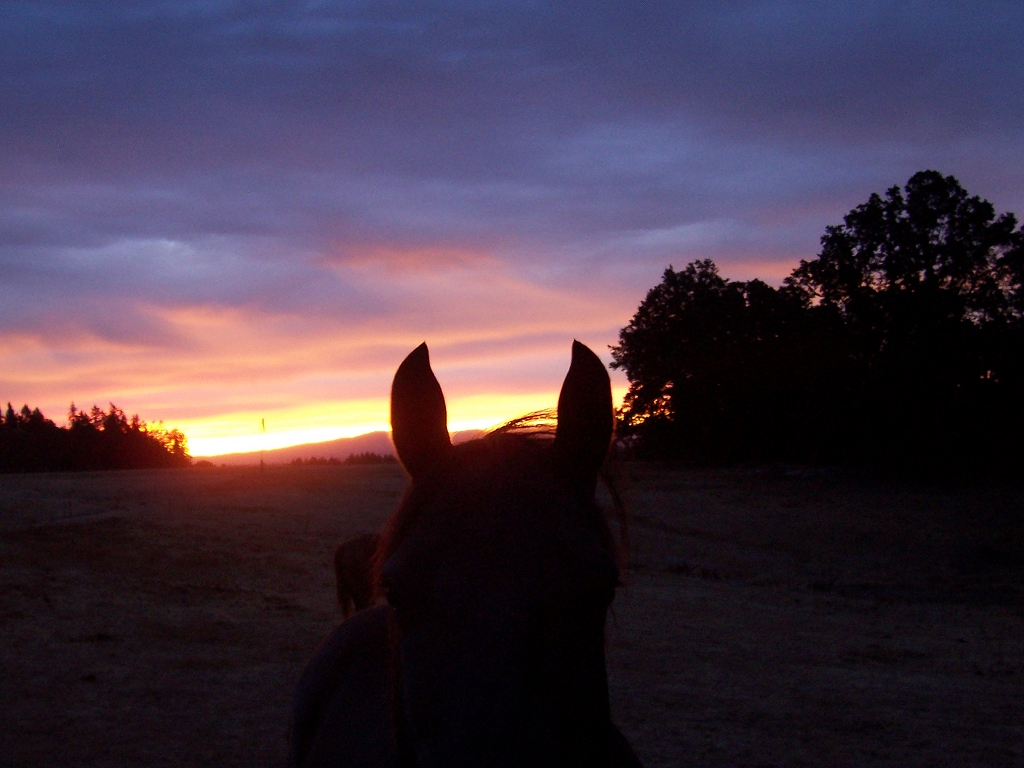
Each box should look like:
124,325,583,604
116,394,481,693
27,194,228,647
290,341,643,767
334,533,380,618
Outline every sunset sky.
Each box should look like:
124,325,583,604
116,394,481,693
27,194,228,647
3,2,1023,456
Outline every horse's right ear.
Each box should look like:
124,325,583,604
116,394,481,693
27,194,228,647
391,343,452,479
553,341,613,493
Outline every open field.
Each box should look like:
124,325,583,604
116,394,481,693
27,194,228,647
1,464,1022,767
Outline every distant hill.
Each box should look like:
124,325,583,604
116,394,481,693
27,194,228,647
198,429,483,466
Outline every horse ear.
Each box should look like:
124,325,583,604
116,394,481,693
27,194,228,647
391,343,452,478
553,341,613,490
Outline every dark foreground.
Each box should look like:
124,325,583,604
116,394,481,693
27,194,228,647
1,464,1021,767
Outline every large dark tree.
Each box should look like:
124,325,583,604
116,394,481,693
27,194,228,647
610,260,833,461
785,171,1023,474
787,171,1021,328
613,171,1023,476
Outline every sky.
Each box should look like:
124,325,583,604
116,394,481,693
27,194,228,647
3,1,1023,456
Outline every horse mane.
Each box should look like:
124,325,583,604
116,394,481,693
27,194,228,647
372,411,628,599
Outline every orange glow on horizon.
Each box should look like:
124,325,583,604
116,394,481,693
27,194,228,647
2,253,635,461
183,385,629,457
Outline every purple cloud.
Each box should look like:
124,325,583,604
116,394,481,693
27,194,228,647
1,1,1022,442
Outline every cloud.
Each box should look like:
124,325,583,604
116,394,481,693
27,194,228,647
1,1,1022,449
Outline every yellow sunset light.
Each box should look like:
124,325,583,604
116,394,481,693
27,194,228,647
181,386,628,458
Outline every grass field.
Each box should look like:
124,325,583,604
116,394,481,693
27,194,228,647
1,463,1022,767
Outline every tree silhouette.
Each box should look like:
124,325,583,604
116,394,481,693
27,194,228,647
786,171,1023,474
614,171,1024,477
787,171,1020,327
0,402,190,473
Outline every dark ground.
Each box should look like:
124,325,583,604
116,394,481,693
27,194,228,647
1,464,1021,767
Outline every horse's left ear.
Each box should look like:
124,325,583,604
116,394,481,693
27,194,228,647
391,343,452,479
553,341,614,491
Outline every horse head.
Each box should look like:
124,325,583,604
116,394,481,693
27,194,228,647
290,342,641,768
380,341,629,767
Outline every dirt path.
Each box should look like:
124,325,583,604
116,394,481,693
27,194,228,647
1,465,1021,767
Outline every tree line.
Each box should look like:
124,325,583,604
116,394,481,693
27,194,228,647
611,171,1023,479
0,402,190,473
290,452,398,466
